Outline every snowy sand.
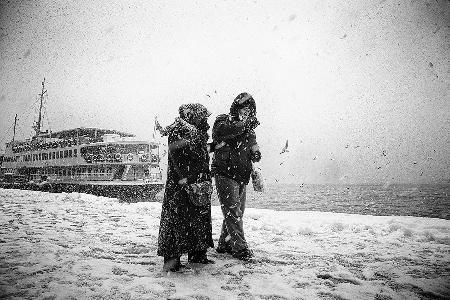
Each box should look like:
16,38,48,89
0,189,449,300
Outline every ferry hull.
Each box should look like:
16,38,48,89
0,181,164,202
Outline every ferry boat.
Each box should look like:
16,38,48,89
0,80,164,200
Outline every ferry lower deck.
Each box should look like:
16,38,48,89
0,180,163,202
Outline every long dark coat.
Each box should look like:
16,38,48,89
157,124,214,258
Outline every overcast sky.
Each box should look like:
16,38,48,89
0,0,449,184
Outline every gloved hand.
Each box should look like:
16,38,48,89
178,178,188,185
251,150,261,162
245,116,260,131
155,118,164,133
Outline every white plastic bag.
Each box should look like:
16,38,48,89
251,163,265,192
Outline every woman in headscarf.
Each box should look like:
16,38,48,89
156,103,215,272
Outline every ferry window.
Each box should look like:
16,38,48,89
64,150,68,158
69,150,72,157
56,151,59,159
52,152,55,159
39,153,41,160
48,152,51,159
60,150,63,158
74,149,77,157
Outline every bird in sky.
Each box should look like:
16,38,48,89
280,140,289,154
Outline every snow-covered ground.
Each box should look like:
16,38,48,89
0,189,449,300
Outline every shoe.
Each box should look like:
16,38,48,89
216,245,233,254
169,262,187,272
232,248,254,261
189,257,215,264
163,257,186,272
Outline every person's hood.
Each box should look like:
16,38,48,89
229,92,256,118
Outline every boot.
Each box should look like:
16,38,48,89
163,256,184,272
232,248,254,261
188,250,215,264
216,244,233,254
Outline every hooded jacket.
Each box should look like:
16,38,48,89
211,94,260,184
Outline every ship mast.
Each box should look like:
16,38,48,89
33,78,47,137
12,114,18,142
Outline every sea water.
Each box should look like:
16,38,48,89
206,183,450,220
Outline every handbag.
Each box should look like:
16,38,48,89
169,152,212,206
185,181,213,206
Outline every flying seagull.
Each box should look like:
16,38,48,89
280,140,289,154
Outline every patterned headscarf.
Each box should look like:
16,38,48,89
178,103,211,125
157,103,211,138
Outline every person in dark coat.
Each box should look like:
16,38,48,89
211,92,261,261
157,103,214,272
